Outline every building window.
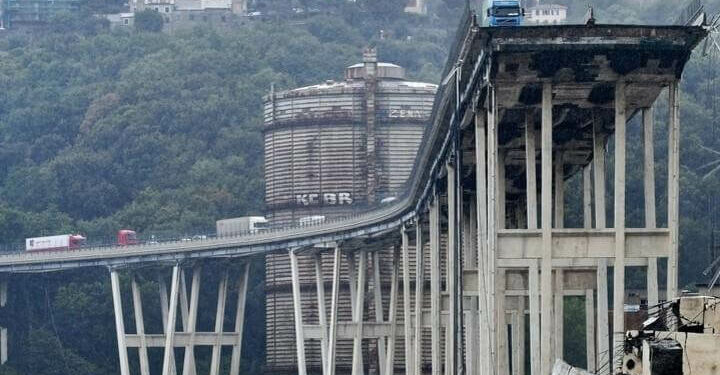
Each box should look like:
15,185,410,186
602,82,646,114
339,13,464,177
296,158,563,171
154,7,159,11
123,18,129,25
221,15,226,22
165,6,169,12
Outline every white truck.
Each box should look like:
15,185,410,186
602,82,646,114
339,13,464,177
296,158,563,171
25,234,86,252
216,216,269,237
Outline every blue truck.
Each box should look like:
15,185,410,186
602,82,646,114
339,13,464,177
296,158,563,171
487,0,524,26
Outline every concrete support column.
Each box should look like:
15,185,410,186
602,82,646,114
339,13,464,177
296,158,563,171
554,152,565,229
401,227,413,375
430,193,442,375
158,276,177,375
352,251,368,375
328,246,342,375
414,218,425,375
372,251,387,375
584,166,593,229
487,86,498,366
110,269,131,375
182,267,201,375
209,270,229,375
0,280,7,365
496,269,508,375
643,107,659,309
289,250,308,375
131,275,151,375
498,151,506,231
593,111,607,229
230,263,250,375
526,111,537,230
554,269,564,361
475,109,491,375
596,259,609,375
513,296,526,375
667,81,680,299
162,265,181,375
447,160,458,375
540,82,554,375
585,289,596,373
316,254,330,374
529,261,540,375
612,81,627,371
386,244,400,375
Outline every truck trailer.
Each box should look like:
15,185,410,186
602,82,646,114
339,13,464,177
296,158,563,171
25,234,86,252
216,217,269,237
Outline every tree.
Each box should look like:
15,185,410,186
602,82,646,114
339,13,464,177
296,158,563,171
134,10,165,33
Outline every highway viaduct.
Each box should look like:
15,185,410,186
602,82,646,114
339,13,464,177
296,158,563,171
0,8,708,375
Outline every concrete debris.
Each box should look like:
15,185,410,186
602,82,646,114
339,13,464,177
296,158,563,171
551,359,596,375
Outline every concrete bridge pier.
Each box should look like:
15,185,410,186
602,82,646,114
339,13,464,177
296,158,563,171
109,261,250,375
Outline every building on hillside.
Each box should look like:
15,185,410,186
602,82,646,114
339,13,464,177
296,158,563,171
1,0,80,28
404,0,426,15
524,2,567,24
111,0,247,31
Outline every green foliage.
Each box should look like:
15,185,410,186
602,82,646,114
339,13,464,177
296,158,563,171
134,10,165,32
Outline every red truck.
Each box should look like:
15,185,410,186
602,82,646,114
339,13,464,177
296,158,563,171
117,229,139,246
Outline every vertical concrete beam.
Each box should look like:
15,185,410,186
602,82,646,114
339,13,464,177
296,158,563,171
316,254,330,374
372,251,387,375
554,152,565,229
593,112,607,229
209,270,229,375
515,296,526,375
352,251,368,375
498,151,506,231
526,111,538,230
289,250,308,375
540,81,554,375
496,269,508,375
643,107,657,229
488,86,498,366
110,269,131,375
131,275,151,375
476,110,491,375
162,265,181,375
182,266,201,375
414,219,425,375
643,107,659,310
328,246,342,375
584,166,593,229
158,276,177,375
613,81,627,371
585,289,596,373
230,263,250,375
0,280,7,365
511,310,520,375
596,259,609,375
386,245,400,375
430,194,442,375
667,81,680,299
554,270,564,360
529,261,540,375
447,161,457,375
401,227,413,375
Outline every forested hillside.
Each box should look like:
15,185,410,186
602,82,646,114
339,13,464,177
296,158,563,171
0,0,719,373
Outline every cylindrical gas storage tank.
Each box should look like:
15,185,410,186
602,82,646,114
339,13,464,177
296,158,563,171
263,49,437,226
263,48,437,374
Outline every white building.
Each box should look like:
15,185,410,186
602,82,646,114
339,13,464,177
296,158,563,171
525,3,567,25
404,0,426,15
